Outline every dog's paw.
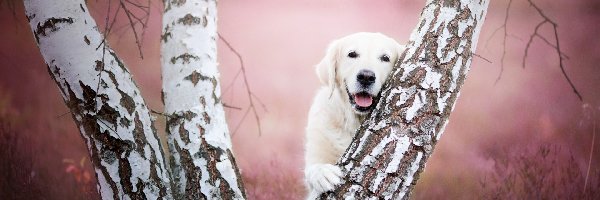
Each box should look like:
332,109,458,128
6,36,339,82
305,164,343,194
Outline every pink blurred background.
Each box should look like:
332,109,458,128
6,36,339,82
1,0,599,199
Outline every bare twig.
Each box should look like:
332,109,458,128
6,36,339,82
251,93,268,112
223,103,242,110
494,0,512,84
524,0,583,101
522,20,546,69
223,68,243,94
232,107,252,135
150,109,168,116
56,111,71,119
473,53,492,64
486,0,582,101
484,25,504,51
94,0,150,58
218,32,264,136
118,0,149,58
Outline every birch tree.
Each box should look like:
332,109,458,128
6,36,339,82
322,0,489,199
161,0,245,199
24,0,172,199
24,0,244,199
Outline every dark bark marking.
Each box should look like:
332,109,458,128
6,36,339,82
118,89,136,115
199,96,206,108
183,111,197,121
133,113,148,158
210,78,220,105
79,81,97,111
148,153,168,199
161,25,172,43
178,14,202,26
118,150,144,200
120,117,131,127
171,0,186,7
393,144,422,195
26,14,35,22
184,70,210,86
95,60,104,71
173,142,205,200
107,72,118,88
443,0,460,8
98,93,109,103
417,20,426,33
80,4,86,12
84,35,90,45
202,15,208,27
178,123,190,144
117,88,135,115
227,149,247,199
198,134,237,199
109,50,128,73
97,104,119,129
202,112,211,124
170,53,199,64
34,17,74,43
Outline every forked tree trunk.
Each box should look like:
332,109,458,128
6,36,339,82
323,0,489,199
161,0,245,199
24,0,172,199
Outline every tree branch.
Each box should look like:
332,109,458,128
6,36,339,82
493,0,512,84
487,0,582,101
218,32,264,136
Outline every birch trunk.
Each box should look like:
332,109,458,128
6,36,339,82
24,0,172,199
161,0,246,199
323,0,489,199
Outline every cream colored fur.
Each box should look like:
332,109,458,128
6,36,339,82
304,32,405,198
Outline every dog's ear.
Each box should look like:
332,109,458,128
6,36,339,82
316,40,340,89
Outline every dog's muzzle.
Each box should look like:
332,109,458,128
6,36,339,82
346,87,377,114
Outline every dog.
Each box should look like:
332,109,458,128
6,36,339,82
304,32,405,198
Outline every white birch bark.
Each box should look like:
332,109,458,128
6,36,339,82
323,0,489,199
161,0,246,199
24,1,172,199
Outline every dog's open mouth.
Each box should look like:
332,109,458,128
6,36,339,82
353,92,373,107
347,90,377,113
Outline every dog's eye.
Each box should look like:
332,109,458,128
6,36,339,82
380,55,390,62
348,51,359,58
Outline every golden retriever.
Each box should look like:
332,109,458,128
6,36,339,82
304,32,405,198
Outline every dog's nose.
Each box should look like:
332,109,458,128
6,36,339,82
357,69,376,86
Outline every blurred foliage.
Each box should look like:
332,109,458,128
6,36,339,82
242,157,306,199
480,144,600,199
0,117,43,199
0,91,98,199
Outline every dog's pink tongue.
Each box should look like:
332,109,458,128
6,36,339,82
354,95,373,107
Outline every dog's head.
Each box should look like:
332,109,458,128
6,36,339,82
316,32,405,115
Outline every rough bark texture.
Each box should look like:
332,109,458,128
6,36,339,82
323,0,489,199
24,0,172,199
161,0,246,199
